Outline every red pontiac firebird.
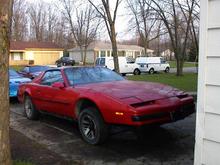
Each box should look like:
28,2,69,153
18,67,195,145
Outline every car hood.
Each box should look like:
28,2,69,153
76,80,186,104
10,76,31,84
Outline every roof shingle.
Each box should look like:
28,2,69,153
10,41,63,50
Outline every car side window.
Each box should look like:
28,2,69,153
41,71,63,86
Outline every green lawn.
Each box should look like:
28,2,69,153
168,61,198,68
127,73,198,92
13,160,34,165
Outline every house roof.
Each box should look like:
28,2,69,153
68,41,154,52
10,41,63,51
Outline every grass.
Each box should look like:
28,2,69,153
13,160,34,165
127,73,198,92
168,61,198,68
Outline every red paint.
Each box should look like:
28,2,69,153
18,68,195,126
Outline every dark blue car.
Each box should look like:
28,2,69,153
9,69,31,97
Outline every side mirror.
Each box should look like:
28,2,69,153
51,82,65,89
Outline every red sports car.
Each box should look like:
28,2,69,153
18,67,195,145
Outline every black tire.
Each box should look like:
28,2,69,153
165,67,170,73
24,95,39,120
78,107,108,145
149,68,154,74
133,68,141,75
122,73,126,76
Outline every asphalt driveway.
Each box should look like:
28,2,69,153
10,99,196,165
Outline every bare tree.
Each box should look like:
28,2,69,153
0,0,13,164
46,5,58,42
11,0,28,41
75,6,100,65
147,0,196,76
60,0,100,65
127,0,163,56
88,0,121,72
28,2,47,41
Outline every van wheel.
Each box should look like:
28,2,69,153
165,67,170,73
133,69,141,75
149,68,154,74
78,107,108,145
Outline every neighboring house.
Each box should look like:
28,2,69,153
10,41,63,66
68,41,154,63
160,49,175,61
194,0,220,165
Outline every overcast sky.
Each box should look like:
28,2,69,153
27,0,134,41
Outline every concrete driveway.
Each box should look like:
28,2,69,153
10,100,196,165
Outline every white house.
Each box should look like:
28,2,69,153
68,41,154,63
194,0,220,164
160,49,175,61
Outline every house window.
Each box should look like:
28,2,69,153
135,51,140,58
12,52,23,61
118,51,125,57
100,51,106,57
107,51,111,57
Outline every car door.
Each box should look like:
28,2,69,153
36,70,74,116
160,58,167,71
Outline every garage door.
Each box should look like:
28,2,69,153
33,52,60,65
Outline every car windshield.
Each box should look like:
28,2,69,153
29,66,50,73
65,67,124,85
9,69,20,77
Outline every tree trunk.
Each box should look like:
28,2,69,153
80,46,83,64
110,26,119,73
176,58,183,76
83,47,87,66
0,0,13,164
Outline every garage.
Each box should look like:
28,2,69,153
33,51,61,65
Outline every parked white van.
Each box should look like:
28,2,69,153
135,57,170,74
95,57,141,75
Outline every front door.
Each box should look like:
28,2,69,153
36,70,73,116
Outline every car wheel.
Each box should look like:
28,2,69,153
24,95,39,120
165,67,170,73
133,68,141,75
78,107,108,145
149,68,154,74
122,73,126,76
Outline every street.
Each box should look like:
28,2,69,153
170,67,198,73
10,99,196,165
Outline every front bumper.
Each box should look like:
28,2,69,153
132,102,195,122
120,96,196,126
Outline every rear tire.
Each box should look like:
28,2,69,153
78,107,108,145
24,95,39,120
149,68,154,74
165,67,170,73
133,68,141,75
